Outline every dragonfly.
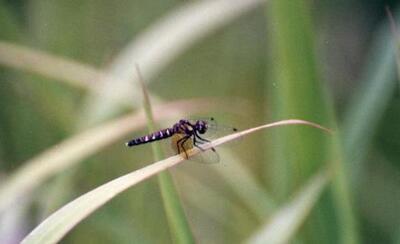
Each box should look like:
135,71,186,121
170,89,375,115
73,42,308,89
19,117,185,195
125,118,237,163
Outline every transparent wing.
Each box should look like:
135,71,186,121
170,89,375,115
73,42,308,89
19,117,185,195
189,147,220,164
187,117,238,140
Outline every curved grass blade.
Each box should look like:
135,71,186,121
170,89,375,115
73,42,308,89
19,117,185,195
0,41,101,89
266,1,358,243
0,99,223,214
21,154,185,244
247,169,330,244
21,119,331,244
81,0,266,122
343,8,399,182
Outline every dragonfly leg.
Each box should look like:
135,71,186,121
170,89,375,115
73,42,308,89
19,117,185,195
194,132,210,143
193,136,206,152
176,135,188,154
194,132,217,153
176,135,191,159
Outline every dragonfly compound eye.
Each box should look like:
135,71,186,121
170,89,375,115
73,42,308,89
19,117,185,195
196,121,207,134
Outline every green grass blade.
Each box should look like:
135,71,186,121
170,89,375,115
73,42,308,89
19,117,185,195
342,13,397,182
338,12,399,244
136,66,194,243
266,0,329,198
329,135,360,244
266,1,359,243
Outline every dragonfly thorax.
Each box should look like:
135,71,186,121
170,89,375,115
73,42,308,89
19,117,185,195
171,119,208,135
173,120,193,135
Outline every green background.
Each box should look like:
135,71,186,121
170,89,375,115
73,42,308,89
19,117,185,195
1,0,399,243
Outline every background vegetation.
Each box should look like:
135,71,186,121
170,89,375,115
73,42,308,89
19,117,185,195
0,0,399,243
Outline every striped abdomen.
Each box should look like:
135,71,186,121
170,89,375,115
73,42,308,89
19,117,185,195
126,128,175,147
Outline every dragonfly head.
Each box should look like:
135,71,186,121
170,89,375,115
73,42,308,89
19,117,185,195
195,120,208,134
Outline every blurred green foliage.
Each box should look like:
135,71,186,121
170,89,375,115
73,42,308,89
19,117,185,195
1,0,400,243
